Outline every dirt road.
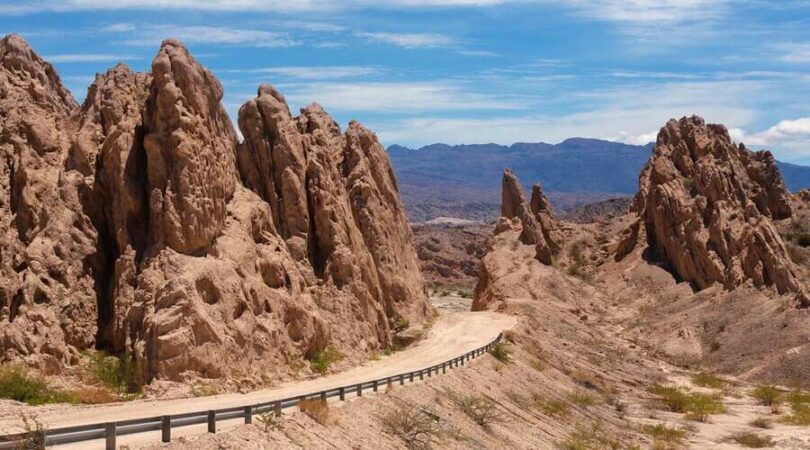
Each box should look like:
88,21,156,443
1,309,515,449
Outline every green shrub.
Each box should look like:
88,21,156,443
691,372,728,389
489,341,511,364
749,417,772,429
84,351,138,394
568,389,598,408
382,344,399,356
684,393,725,422
779,403,810,426
648,384,690,412
729,432,773,448
307,345,344,374
751,385,782,406
0,366,74,405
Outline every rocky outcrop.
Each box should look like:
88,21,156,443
498,170,557,265
618,116,807,306
0,35,432,384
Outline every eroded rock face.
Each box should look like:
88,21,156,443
0,35,432,384
499,170,557,265
618,116,807,305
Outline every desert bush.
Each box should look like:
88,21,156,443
256,411,278,433
533,394,569,417
568,389,598,408
298,398,333,426
307,345,344,374
643,423,686,445
691,372,728,389
683,393,725,422
572,369,601,390
530,359,546,372
751,385,782,406
0,366,73,405
748,417,773,429
84,351,138,394
382,344,400,356
488,341,511,364
558,422,624,450
453,393,502,427
728,432,773,448
648,384,724,421
18,414,46,450
779,401,810,426
378,401,440,450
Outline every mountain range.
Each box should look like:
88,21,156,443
388,139,810,222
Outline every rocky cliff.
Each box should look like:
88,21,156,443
0,35,431,385
617,116,807,306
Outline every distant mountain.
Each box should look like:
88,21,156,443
388,139,810,222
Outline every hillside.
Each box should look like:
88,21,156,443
388,140,810,222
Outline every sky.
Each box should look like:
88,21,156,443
2,1,810,164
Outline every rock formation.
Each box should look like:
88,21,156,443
0,34,431,384
618,116,808,306
497,170,557,265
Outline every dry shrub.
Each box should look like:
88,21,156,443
71,386,116,404
18,414,46,450
451,393,503,428
378,400,440,450
256,411,278,433
572,369,601,390
728,432,773,448
298,398,334,426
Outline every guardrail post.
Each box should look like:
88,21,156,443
207,410,216,433
357,384,363,397
427,367,432,377
442,363,446,374
399,374,404,385
161,416,171,443
105,422,116,450
274,401,282,417
460,356,465,366
320,391,327,401
373,380,378,392
419,370,424,381
244,406,252,424
339,387,346,401
387,377,392,389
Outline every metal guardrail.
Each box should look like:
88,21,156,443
0,332,504,450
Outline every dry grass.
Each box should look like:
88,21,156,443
533,394,569,417
70,387,117,404
648,384,724,422
643,423,687,447
748,417,773,429
691,372,729,390
728,432,773,448
298,398,334,426
451,392,503,428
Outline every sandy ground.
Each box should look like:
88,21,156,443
0,308,515,449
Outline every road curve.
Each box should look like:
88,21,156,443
3,310,516,449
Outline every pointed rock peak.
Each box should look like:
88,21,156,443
501,169,527,219
530,183,553,214
299,102,340,135
0,34,76,113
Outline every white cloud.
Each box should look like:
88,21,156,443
610,130,657,145
458,50,500,57
558,0,727,25
44,53,139,63
105,24,295,47
779,43,810,63
279,81,524,112
355,32,455,48
231,66,381,79
732,118,810,158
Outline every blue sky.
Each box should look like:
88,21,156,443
2,1,810,164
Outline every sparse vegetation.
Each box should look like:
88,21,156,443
382,345,399,356
572,369,601,390
648,384,724,422
18,414,46,450
488,341,511,364
558,422,624,450
566,241,589,280
530,359,546,372
779,391,810,426
568,389,598,408
452,393,502,427
0,366,73,405
749,417,773,429
84,350,138,394
307,345,344,374
751,385,783,407
71,386,116,404
533,394,569,417
298,398,333,426
190,383,218,397
728,432,773,448
691,371,728,389
256,411,279,433
642,423,686,446
378,401,440,450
